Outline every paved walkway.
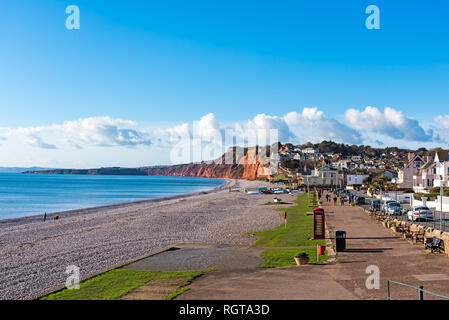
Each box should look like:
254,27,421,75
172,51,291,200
178,191,449,300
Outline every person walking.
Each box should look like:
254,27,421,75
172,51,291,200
326,194,330,202
340,197,345,206
333,196,337,206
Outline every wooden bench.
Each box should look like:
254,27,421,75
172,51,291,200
396,222,410,233
411,229,425,244
425,237,443,253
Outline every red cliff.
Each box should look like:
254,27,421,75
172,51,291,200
24,146,274,180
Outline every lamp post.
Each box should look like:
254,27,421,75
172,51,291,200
440,182,443,231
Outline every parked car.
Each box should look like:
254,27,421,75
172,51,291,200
381,200,397,213
370,199,381,210
407,206,434,221
356,196,365,205
385,202,403,215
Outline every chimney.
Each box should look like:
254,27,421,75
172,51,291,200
408,152,414,161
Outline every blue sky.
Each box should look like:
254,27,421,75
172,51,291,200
0,1,448,167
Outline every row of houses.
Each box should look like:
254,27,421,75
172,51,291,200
279,146,399,172
277,145,449,191
297,166,370,188
396,150,449,191
410,151,448,192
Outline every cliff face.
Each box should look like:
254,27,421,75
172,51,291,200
149,146,274,179
24,146,273,180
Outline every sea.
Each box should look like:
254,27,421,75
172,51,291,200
0,173,225,220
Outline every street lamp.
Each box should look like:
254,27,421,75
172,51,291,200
440,176,443,231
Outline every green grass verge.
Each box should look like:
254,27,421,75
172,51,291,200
164,287,190,300
271,173,288,182
40,269,204,300
250,192,326,247
260,248,328,268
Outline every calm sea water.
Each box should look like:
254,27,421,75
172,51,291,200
0,173,225,220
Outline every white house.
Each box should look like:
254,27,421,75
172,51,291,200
397,153,424,189
413,150,449,192
347,174,369,186
433,151,449,188
302,166,343,186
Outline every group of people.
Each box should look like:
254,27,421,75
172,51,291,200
324,192,339,205
322,189,356,206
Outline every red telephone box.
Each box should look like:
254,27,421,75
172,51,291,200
313,208,325,239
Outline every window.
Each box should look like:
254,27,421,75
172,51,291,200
414,161,421,168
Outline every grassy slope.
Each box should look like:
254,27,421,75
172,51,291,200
251,192,326,247
251,192,328,267
41,269,204,300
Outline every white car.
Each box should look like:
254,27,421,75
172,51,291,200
381,200,398,213
407,206,433,222
385,202,403,215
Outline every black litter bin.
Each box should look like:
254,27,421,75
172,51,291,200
335,230,346,252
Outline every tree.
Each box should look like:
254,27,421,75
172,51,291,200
363,176,372,186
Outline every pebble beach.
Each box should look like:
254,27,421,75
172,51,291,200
0,179,289,300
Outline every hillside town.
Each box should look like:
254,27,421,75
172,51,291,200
272,142,449,211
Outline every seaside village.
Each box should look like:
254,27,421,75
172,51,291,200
262,144,449,209
248,144,449,258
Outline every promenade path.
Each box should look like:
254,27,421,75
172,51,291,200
178,192,449,300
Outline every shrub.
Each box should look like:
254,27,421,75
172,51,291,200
430,187,449,196
413,193,439,201
295,252,309,259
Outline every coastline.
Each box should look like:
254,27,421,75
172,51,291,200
0,176,229,225
0,178,286,300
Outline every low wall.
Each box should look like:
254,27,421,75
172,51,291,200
362,206,449,257
392,219,449,256
374,192,414,204
411,196,449,212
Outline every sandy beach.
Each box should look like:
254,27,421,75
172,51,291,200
0,179,289,300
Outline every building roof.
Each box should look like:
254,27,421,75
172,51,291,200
403,154,424,169
435,150,449,162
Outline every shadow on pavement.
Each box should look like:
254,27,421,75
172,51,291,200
343,248,393,253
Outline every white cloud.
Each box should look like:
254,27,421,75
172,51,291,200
344,106,437,142
152,108,364,164
155,112,294,148
3,117,151,149
235,113,294,143
155,108,363,154
24,135,58,149
2,107,447,168
435,115,449,129
154,122,191,147
284,107,362,144
58,117,151,147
